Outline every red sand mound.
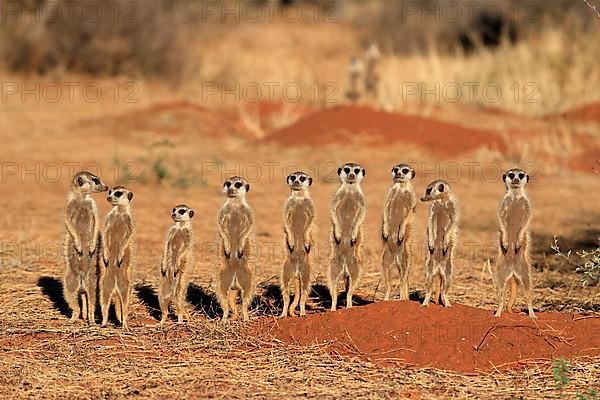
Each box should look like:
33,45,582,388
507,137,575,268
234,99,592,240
264,105,506,156
253,301,600,373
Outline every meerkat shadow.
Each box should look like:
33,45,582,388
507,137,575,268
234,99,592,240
37,276,71,318
310,283,374,311
134,282,161,321
186,283,222,319
250,284,283,317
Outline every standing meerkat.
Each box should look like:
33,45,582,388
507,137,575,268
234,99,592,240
217,176,254,322
346,56,364,104
381,164,417,301
364,42,381,98
159,205,195,325
494,168,536,318
329,162,367,311
420,180,459,308
63,171,108,323
280,172,316,318
100,186,135,329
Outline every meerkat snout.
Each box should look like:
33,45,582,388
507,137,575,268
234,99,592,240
172,205,195,222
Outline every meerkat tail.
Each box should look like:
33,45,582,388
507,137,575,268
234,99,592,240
433,274,441,305
507,276,518,313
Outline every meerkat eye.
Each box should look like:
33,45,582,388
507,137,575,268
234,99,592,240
234,182,242,189
426,187,432,195
92,177,100,184
354,168,361,174
392,167,398,174
508,173,515,179
299,176,306,182
225,181,231,188
115,191,123,198
290,175,297,182
343,167,351,174
172,208,176,213
518,173,525,179
178,209,186,215
402,168,409,174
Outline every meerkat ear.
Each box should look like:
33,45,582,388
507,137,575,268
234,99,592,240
502,174,507,182
245,183,250,192
128,192,134,201
411,170,416,179
308,177,313,186
525,174,530,183
188,210,195,219
337,167,342,176
362,168,366,176
77,176,84,187
438,184,444,192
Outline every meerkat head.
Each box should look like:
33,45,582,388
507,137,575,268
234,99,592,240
223,176,250,198
286,171,313,192
420,180,451,202
171,204,194,223
366,42,380,59
106,186,133,207
72,171,108,193
391,163,416,183
338,163,365,185
503,168,529,190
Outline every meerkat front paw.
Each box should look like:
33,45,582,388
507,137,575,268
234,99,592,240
350,237,357,247
287,242,294,253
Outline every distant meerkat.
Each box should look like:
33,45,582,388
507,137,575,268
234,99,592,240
420,180,459,308
63,171,108,323
100,186,135,329
280,172,316,318
494,168,536,318
364,42,381,97
381,164,417,301
217,176,254,322
158,204,195,325
346,56,364,103
329,163,367,311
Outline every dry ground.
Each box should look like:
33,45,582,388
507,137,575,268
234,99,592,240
1,78,599,399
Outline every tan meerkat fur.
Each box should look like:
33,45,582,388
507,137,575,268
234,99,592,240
420,180,459,308
217,176,254,322
381,164,417,301
494,168,536,318
100,186,135,329
159,204,195,325
280,172,316,318
329,162,367,311
346,56,363,104
364,42,380,98
63,171,108,323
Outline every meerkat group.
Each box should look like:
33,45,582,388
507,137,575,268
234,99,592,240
62,164,536,328
346,42,380,103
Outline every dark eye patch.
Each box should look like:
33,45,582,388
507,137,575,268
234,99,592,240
234,182,242,189
225,181,231,188
426,187,432,195
92,177,100,184
392,167,398,174
438,184,444,192
178,209,186,215
344,167,351,174
508,173,515,179
518,173,525,179
115,191,123,197
299,176,306,182
402,168,409,174
172,208,176,213
290,175,297,182
354,168,360,174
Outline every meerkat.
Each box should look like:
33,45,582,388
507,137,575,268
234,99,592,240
158,205,195,325
329,163,367,311
381,164,417,301
63,171,108,323
280,172,316,318
364,42,381,98
100,186,135,329
216,176,254,322
494,168,536,318
420,180,459,308
346,56,364,104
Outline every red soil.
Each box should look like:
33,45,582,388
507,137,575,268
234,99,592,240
253,301,600,373
561,103,600,123
264,105,506,156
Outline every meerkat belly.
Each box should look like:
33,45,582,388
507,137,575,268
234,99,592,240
389,193,411,233
169,231,187,267
505,201,527,244
73,206,95,247
290,205,308,248
432,207,451,263
337,195,360,236
107,217,129,257
226,212,245,248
